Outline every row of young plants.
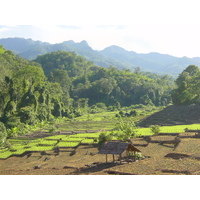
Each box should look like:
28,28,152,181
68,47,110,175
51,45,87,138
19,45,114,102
0,104,161,147
98,122,200,144
137,124,200,136
0,116,70,146
0,132,100,159
1,123,200,159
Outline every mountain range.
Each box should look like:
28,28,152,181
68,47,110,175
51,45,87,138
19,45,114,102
1,37,200,76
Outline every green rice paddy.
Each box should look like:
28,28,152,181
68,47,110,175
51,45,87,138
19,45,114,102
57,142,80,147
137,124,200,136
1,116,200,160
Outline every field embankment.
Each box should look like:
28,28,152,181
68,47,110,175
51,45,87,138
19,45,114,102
138,104,200,127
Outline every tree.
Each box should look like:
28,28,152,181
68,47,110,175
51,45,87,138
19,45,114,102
14,65,46,89
172,65,200,105
49,69,71,106
114,121,137,141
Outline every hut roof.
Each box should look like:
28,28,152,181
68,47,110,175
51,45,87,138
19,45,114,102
99,141,141,155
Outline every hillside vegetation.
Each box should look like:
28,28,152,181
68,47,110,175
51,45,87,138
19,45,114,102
0,45,175,144
1,43,200,152
1,43,200,175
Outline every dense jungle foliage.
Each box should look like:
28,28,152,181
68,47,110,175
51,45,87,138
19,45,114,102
1,44,199,144
34,51,175,107
172,65,200,105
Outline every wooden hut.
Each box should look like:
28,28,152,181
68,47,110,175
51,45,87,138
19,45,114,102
98,141,141,163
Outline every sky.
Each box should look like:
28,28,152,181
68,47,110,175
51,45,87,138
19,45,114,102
1,0,200,58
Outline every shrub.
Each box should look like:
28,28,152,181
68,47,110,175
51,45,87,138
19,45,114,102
115,121,137,141
98,133,113,144
90,103,107,113
95,102,107,110
150,125,160,135
49,126,57,135
130,110,137,116
119,110,124,117
115,113,120,118
184,128,189,132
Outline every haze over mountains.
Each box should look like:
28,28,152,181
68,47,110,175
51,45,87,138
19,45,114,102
0,37,200,76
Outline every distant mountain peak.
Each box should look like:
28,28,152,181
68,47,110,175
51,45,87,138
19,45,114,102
62,40,75,45
103,45,126,51
0,37,200,76
79,40,89,46
102,45,137,55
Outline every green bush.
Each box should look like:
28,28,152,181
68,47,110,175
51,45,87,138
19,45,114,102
119,110,124,117
150,125,160,135
49,126,57,135
130,110,137,116
115,121,137,141
98,133,113,144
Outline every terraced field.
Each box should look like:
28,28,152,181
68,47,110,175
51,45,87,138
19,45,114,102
1,123,200,160
0,132,101,159
1,106,200,175
1,127,200,175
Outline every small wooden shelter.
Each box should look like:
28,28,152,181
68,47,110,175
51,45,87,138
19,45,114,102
98,141,141,163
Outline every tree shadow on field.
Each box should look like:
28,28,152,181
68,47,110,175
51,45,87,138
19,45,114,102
72,162,120,174
158,133,179,136
159,143,174,148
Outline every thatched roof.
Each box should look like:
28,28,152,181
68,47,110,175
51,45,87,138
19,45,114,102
99,141,141,155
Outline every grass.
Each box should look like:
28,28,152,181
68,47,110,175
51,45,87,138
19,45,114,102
57,142,80,147
38,140,57,145
62,137,84,142
70,133,101,138
10,144,26,151
45,135,69,140
59,121,115,131
76,111,118,122
0,151,13,159
81,139,96,144
27,145,55,151
12,149,26,155
137,124,200,136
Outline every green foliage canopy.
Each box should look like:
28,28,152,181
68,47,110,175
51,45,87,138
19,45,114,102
172,65,200,105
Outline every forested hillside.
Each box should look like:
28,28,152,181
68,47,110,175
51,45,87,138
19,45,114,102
0,45,176,142
1,41,200,147
0,45,65,130
34,51,175,107
1,37,200,76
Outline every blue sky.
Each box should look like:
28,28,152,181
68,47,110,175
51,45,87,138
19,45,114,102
1,0,200,57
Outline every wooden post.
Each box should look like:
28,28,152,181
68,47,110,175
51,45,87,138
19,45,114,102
126,150,129,163
113,154,115,162
119,154,122,164
106,154,108,163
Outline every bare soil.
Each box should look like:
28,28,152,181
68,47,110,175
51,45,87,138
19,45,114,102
1,131,200,175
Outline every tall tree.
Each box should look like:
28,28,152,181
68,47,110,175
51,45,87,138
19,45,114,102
172,65,200,105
